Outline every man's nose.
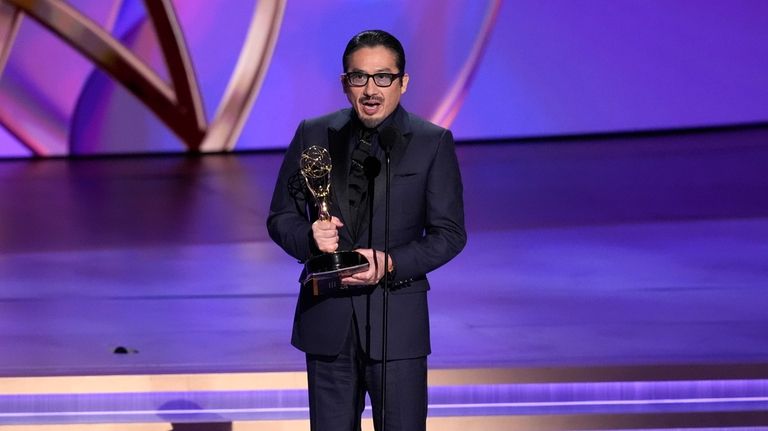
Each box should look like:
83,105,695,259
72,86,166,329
363,78,379,95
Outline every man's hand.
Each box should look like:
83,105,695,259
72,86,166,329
341,248,393,286
312,217,344,253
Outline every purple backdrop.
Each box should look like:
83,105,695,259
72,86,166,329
1,0,767,157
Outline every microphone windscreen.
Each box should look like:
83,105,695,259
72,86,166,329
363,156,381,179
379,126,401,154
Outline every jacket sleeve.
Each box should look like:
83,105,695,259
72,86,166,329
389,128,467,282
266,121,320,263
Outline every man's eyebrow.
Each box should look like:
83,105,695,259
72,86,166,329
348,67,395,73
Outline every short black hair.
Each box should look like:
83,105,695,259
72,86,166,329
342,30,406,73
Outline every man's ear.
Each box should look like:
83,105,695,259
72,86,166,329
400,73,409,94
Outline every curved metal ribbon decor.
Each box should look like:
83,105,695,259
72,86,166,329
430,0,501,129
0,0,285,154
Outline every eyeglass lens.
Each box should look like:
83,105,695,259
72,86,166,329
347,73,398,87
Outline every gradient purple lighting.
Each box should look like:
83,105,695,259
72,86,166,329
1,0,767,156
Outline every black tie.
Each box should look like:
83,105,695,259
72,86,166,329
348,129,375,240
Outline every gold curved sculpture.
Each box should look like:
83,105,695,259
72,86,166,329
430,0,501,129
0,0,285,153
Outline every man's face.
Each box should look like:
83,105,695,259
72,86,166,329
342,46,409,128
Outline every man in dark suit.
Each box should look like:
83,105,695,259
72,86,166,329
267,29,466,431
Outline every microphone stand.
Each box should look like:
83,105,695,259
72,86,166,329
363,156,381,357
380,145,391,431
377,125,398,431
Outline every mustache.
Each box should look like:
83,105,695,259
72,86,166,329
359,96,383,104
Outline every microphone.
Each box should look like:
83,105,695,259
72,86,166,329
379,125,401,155
363,156,381,180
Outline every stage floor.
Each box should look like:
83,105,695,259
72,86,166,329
1,126,767,378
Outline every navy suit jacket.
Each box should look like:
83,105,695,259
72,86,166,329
267,105,466,360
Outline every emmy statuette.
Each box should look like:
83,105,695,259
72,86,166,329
300,146,369,295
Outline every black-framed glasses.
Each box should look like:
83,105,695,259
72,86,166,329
344,72,403,87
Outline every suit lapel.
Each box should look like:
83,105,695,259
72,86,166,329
328,114,354,241
370,106,412,217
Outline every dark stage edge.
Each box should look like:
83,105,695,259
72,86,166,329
1,125,767,429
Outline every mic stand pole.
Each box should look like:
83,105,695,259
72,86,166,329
380,149,391,431
364,156,380,356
